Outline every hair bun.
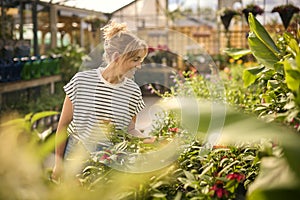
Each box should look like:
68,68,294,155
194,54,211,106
101,21,128,40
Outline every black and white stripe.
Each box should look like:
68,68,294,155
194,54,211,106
64,68,145,146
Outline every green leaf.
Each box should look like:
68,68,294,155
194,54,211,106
223,48,252,60
242,66,265,87
296,53,300,70
284,32,300,56
267,80,280,90
274,62,284,75
248,188,300,200
248,13,280,56
152,193,167,198
247,157,300,200
183,170,196,181
286,70,300,80
150,181,165,189
30,111,60,125
283,59,300,92
248,32,279,68
25,113,33,121
225,180,238,193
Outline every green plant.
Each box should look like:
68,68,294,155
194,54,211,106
48,44,88,84
175,141,277,199
224,13,300,132
1,111,59,142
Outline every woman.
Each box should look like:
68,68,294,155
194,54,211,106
51,21,154,181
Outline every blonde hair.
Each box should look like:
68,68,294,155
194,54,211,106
101,21,148,64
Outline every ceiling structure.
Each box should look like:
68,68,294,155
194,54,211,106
39,0,135,14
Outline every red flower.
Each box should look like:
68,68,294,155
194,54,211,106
226,172,245,182
168,127,179,132
148,47,156,53
221,156,227,160
213,145,228,149
157,44,169,51
210,181,229,198
100,150,111,161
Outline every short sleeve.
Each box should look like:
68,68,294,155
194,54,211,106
134,90,145,115
63,74,78,104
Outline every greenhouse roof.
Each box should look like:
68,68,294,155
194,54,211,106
40,0,135,14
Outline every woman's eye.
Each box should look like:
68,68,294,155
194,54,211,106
133,57,142,62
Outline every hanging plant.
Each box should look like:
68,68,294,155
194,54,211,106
242,4,264,24
84,15,106,32
271,4,300,30
219,8,240,31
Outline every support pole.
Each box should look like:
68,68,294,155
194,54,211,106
1,0,5,39
19,1,24,40
32,0,39,56
50,4,57,49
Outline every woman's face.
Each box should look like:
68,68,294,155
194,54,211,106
123,50,147,79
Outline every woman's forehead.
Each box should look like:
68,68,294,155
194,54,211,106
127,49,147,58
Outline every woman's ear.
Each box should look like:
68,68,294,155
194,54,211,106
112,52,120,62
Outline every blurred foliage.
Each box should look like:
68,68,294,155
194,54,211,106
2,98,300,200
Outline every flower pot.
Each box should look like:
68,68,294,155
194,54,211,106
242,5,264,24
272,5,300,29
279,11,295,29
221,14,235,31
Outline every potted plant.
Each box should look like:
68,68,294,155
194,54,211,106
242,4,264,23
271,4,300,29
219,8,240,31
218,8,240,48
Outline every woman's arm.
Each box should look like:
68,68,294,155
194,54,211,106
51,95,73,181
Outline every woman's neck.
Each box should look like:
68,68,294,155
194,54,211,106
101,63,124,84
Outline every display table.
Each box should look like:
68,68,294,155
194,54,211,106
135,67,175,89
0,75,61,103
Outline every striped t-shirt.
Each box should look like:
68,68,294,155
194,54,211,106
63,68,145,147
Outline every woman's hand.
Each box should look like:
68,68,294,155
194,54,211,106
51,160,63,183
143,136,156,144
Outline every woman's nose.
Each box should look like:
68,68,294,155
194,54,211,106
136,63,142,69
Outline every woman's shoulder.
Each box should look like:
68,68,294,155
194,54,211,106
73,68,98,79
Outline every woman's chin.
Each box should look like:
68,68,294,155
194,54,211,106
125,71,136,79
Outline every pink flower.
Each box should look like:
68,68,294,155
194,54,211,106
226,172,245,182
